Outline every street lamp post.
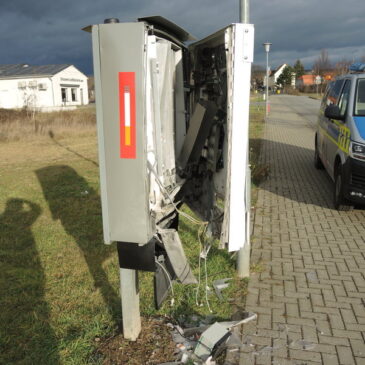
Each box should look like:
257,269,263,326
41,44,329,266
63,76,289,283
263,42,272,116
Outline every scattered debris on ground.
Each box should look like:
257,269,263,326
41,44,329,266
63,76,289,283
226,322,319,363
95,312,257,364
212,278,232,301
168,312,257,364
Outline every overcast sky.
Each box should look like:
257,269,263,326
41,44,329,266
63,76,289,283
1,0,365,75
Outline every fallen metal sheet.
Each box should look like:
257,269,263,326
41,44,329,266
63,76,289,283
183,325,209,338
183,312,257,338
159,229,197,284
154,254,176,309
218,312,257,329
194,322,230,360
212,278,232,301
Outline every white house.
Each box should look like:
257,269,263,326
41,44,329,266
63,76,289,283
263,64,297,89
268,64,287,87
0,64,89,111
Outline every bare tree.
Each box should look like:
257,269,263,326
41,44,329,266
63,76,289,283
334,58,352,76
313,49,331,76
88,76,95,102
251,64,265,88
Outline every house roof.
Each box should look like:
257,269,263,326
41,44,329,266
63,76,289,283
0,64,71,79
269,64,287,77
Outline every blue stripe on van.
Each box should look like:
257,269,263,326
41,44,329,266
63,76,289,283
353,117,365,139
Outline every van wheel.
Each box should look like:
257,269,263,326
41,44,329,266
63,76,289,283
334,169,353,211
314,140,324,169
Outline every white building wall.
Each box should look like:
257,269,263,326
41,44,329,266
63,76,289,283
268,64,287,87
0,77,54,109
0,65,88,111
52,65,89,108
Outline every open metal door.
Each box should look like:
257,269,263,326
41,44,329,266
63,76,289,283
179,24,254,252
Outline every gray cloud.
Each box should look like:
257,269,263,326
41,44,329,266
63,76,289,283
252,0,365,67
0,0,364,73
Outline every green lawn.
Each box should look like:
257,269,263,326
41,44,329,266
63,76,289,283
249,103,266,204
0,101,265,364
0,130,240,364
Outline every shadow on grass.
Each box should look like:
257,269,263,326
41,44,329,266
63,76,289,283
36,165,121,324
48,130,99,167
0,199,60,364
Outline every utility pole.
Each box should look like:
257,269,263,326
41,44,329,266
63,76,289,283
240,0,249,23
237,0,251,278
263,43,272,116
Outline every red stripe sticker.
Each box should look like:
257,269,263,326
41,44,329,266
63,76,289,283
119,72,136,159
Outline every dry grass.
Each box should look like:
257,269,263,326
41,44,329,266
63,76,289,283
0,106,96,142
0,104,267,364
0,107,238,364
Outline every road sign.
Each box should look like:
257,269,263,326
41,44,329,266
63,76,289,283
315,75,322,85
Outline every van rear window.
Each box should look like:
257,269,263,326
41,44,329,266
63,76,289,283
355,79,365,116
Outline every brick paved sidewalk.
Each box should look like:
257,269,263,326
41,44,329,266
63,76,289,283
237,96,365,365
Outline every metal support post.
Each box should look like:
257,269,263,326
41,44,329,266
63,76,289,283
237,0,251,278
240,0,250,23
237,233,250,277
266,51,269,116
120,268,141,340
237,163,251,277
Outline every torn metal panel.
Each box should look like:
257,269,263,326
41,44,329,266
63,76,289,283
147,36,179,209
156,39,177,186
212,278,232,301
217,312,257,329
178,101,218,171
194,322,230,360
154,254,175,309
159,229,197,284
138,16,196,42
174,49,187,158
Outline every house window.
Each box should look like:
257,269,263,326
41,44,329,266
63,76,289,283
61,88,67,102
71,88,77,102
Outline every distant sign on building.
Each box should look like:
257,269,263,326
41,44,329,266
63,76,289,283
0,64,89,111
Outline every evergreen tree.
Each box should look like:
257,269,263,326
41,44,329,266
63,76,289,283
293,59,305,79
276,66,293,87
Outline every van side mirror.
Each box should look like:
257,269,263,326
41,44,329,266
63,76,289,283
324,104,344,121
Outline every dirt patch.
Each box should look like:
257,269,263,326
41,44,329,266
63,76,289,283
96,317,176,365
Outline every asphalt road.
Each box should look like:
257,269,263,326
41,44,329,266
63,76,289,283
272,94,321,129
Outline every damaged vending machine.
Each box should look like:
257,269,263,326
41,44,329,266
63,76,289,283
85,15,254,340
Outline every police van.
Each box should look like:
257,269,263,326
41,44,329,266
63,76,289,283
315,63,365,210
